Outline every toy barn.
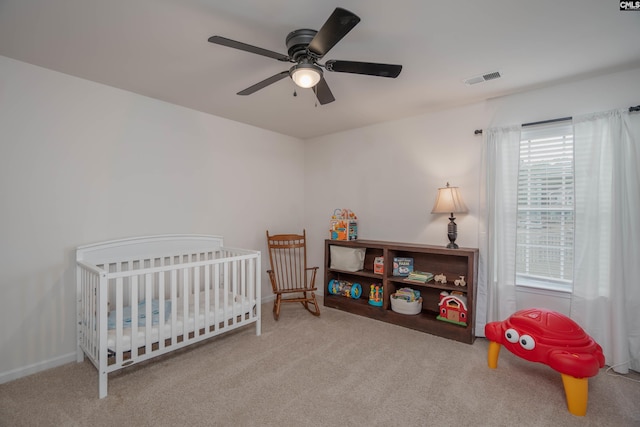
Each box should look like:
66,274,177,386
437,291,468,326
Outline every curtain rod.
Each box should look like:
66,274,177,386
473,116,571,135
522,116,571,127
473,104,640,135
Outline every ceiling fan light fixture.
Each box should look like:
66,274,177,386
290,62,322,88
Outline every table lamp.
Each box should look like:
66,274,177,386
431,182,468,249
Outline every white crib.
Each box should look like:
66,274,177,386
76,234,261,398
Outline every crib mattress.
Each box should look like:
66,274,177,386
106,290,255,352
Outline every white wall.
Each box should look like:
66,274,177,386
304,66,640,312
0,56,305,382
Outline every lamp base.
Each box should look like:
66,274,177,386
446,215,459,249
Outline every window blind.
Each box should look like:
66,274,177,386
516,121,574,291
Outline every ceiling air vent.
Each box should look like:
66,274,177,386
464,70,502,86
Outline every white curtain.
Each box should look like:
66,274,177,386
476,126,520,336
572,109,640,373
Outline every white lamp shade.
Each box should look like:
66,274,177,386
431,184,468,214
290,64,322,88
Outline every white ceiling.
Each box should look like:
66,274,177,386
1,0,639,139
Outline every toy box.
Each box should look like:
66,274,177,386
329,208,358,240
392,257,413,276
374,256,384,274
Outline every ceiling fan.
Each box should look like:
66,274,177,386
208,7,402,105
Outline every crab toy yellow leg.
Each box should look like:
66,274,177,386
487,341,501,369
560,374,589,416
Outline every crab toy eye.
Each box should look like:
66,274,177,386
505,328,519,343
519,334,536,350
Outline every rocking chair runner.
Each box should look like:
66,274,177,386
266,230,320,320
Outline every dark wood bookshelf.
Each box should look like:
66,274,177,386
324,239,478,344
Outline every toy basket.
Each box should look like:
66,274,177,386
390,297,423,315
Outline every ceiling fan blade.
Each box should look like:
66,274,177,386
208,36,290,61
314,77,335,105
308,8,360,58
325,60,402,78
237,71,290,95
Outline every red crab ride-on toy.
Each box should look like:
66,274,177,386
485,308,605,416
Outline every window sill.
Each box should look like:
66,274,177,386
516,277,572,294
516,282,573,298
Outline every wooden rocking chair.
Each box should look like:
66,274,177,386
266,230,320,320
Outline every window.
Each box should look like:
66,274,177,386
516,121,574,292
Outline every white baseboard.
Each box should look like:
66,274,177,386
0,352,77,385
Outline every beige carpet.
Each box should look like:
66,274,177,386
1,301,639,427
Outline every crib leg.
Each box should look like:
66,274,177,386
99,370,108,399
76,346,85,363
254,304,262,336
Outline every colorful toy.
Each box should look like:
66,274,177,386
373,256,384,274
392,287,421,302
328,279,362,299
434,273,447,284
485,308,605,416
329,209,358,240
368,283,383,306
437,291,468,326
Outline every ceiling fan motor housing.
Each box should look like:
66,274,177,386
286,29,317,61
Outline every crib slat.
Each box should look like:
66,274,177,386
144,272,153,355
231,260,238,321
225,259,231,324
240,258,246,301
213,263,220,332
130,275,139,357
182,267,189,342
170,268,178,345
193,264,200,338
115,277,124,366
204,260,210,332
158,265,166,350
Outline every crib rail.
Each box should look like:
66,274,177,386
76,236,260,398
